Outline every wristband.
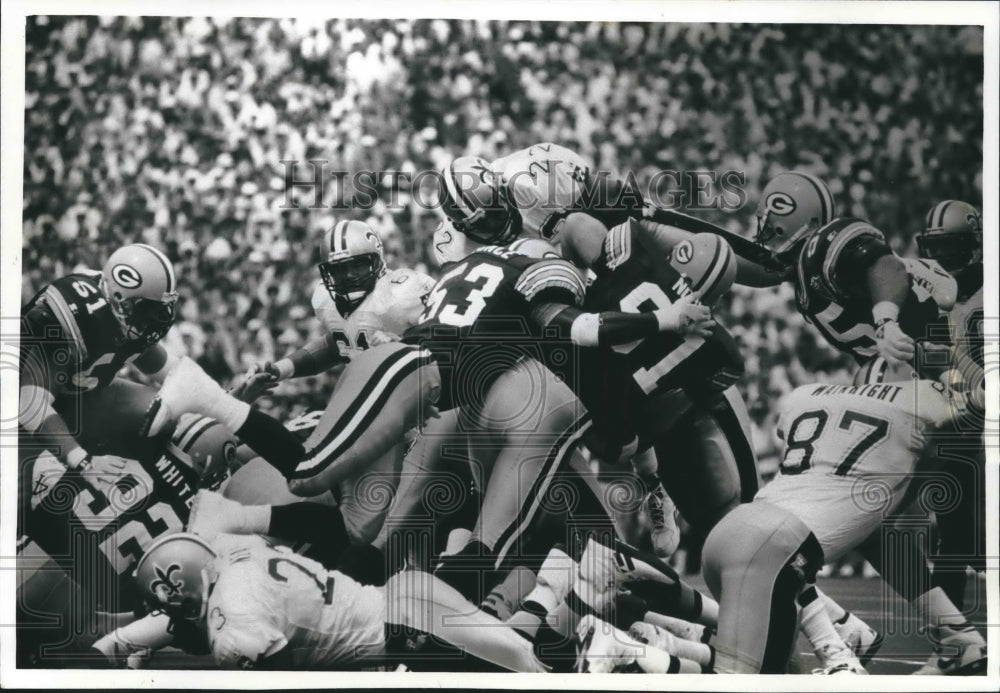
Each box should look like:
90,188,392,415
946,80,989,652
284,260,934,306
872,301,900,325
273,359,295,380
67,447,90,470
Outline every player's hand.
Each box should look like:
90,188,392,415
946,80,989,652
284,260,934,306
653,293,715,338
229,369,278,403
369,329,400,347
874,320,915,364
80,454,129,494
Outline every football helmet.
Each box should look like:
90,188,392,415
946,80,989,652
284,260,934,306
439,156,522,245
318,220,386,316
918,200,982,273
755,171,836,261
100,244,179,347
507,237,562,260
431,218,477,266
133,532,217,623
668,233,737,307
169,414,239,491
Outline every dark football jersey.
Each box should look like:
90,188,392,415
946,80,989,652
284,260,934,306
20,272,146,395
793,218,948,363
578,219,745,443
24,444,196,612
402,247,585,411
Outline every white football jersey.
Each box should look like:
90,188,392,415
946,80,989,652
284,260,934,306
492,143,591,239
902,257,958,312
756,379,958,561
311,268,435,351
207,534,386,669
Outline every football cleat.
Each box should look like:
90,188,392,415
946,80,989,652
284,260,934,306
187,490,252,541
644,483,680,558
912,630,987,675
142,357,232,437
812,642,868,675
833,611,883,664
575,614,641,673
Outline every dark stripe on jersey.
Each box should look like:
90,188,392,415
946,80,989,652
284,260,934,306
293,348,432,478
491,414,591,568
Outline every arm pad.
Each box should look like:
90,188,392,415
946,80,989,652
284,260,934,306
287,332,344,377
534,303,659,347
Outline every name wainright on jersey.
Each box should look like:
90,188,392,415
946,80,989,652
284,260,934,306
311,268,436,351
755,379,958,560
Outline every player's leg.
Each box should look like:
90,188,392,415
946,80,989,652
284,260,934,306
434,359,588,603
288,343,441,496
336,441,406,546
374,408,474,571
702,501,823,674
384,569,547,672
655,387,759,538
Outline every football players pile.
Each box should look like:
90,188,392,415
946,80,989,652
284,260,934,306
17,142,987,676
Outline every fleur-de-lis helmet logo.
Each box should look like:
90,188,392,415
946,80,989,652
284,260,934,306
150,562,184,599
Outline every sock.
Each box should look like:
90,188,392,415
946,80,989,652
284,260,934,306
507,597,548,640
238,504,271,534
915,586,974,636
635,646,703,674
203,385,251,433
815,587,848,624
798,587,848,663
481,565,536,620
630,448,660,492
235,409,306,478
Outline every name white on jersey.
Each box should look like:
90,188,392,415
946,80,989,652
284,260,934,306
492,143,591,239
207,534,385,669
311,268,435,350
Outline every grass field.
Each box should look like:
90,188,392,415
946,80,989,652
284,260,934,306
146,573,988,674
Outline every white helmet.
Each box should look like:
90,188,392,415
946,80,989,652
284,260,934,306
318,219,386,316
438,156,522,245
133,532,217,624
100,244,179,346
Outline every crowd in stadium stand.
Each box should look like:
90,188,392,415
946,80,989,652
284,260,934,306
22,18,984,564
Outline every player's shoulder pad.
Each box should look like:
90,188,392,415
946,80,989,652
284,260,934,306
515,257,587,305
37,282,88,360
903,257,958,311
814,218,887,284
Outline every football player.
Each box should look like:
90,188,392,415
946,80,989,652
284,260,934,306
702,365,988,675
129,531,547,671
913,201,986,622
750,171,956,368
19,244,182,492
247,219,442,546
16,414,236,667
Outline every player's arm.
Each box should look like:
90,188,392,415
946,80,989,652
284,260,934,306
261,331,349,381
133,342,179,383
91,612,176,668
834,235,915,363
639,208,787,287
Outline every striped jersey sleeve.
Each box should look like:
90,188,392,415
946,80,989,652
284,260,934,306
514,258,587,306
602,221,634,270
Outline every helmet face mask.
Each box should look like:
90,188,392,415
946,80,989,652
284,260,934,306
318,220,386,316
101,244,179,347
919,201,983,273
440,157,523,246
